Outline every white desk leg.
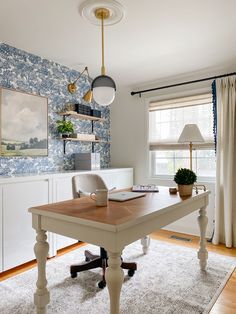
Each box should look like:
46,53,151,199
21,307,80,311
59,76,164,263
197,206,208,270
34,229,50,314
141,235,150,254
105,251,124,314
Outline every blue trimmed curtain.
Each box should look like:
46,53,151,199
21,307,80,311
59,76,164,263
212,80,217,153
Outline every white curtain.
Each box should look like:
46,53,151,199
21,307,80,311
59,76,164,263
213,76,236,247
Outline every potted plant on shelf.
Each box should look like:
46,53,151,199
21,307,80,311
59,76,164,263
56,120,74,138
174,168,197,197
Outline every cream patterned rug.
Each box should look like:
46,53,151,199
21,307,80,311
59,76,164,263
0,240,235,314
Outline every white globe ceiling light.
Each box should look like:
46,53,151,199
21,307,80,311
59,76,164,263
79,0,125,106
92,76,116,105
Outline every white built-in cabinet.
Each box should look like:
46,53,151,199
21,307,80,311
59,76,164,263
0,168,133,272
2,178,52,270
52,174,77,250
0,186,3,272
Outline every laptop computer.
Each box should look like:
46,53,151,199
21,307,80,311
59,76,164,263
108,191,146,202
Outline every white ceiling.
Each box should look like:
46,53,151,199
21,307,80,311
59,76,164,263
1,0,236,87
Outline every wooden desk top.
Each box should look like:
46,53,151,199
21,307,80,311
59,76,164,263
29,187,210,229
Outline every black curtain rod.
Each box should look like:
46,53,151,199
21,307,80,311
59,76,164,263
130,71,236,96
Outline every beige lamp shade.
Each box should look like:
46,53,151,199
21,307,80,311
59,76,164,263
178,124,204,170
178,124,204,143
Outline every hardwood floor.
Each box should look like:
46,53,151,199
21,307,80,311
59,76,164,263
0,230,235,313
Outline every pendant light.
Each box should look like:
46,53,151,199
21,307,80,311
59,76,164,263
92,8,116,106
79,0,125,106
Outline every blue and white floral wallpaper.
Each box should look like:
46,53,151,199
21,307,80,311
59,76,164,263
0,43,110,175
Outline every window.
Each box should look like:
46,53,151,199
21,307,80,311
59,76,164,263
149,93,215,178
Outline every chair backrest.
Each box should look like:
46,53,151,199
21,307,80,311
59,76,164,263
72,173,108,199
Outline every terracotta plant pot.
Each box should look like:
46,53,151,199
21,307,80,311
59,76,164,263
178,184,193,197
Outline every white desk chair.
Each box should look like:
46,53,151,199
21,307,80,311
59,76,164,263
70,173,137,289
72,173,107,198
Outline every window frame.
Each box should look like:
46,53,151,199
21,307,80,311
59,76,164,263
148,93,216,180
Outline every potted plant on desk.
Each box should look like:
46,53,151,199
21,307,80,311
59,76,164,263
56,120,74,138
174,168,197,197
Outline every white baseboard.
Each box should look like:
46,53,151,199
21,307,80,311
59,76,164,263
163,225,212,239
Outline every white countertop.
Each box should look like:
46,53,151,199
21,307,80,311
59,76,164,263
0,167,133,183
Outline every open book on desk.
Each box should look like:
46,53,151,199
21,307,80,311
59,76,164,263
132,184,159,192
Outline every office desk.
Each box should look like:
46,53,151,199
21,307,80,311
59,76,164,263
29,187,210,314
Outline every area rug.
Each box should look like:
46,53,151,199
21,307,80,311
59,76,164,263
0,240,235,314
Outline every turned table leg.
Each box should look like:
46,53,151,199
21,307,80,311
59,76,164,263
105,251,124,314
34,229,50,314
141,235,150,254
197,206,208,270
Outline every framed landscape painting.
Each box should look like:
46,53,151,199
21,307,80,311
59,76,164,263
0,87,48,157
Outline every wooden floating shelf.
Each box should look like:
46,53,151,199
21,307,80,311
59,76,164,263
58,138,109,143
58,111,105,122
59,137,109,154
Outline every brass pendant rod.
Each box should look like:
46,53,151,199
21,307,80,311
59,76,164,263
95,7,110,76
101,13,105,75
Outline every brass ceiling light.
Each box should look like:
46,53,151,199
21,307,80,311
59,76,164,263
67,66,93,103
79,0,125,106
91,7,116,106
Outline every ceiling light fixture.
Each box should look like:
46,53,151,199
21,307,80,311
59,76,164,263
79,0,125,106
91,7,116,106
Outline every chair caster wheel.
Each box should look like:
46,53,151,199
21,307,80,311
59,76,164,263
128,269,135,277
98,280,106,289
71,272,77,278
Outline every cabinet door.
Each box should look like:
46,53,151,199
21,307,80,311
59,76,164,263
54,176,78,251
98,173,115,190
54,176,74,202
114,170,133,189
3,180,49,271
0,186,3,272
99,170,133,191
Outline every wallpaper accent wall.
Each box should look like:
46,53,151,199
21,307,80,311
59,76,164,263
0,43,110,175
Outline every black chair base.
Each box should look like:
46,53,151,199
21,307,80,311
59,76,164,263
70,247,137,288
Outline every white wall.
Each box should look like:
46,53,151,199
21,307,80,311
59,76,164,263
110,86,148,183
110,81,215,238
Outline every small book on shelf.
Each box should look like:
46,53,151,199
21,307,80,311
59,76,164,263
132,184,159,192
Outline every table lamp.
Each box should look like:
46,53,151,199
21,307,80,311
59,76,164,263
178,124,204,170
